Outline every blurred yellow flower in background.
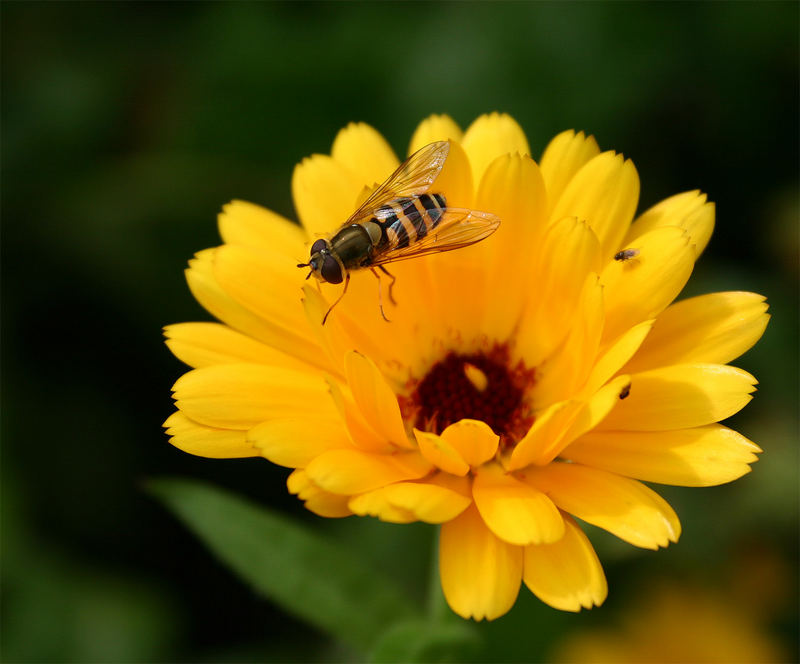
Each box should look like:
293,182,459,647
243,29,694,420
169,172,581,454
164,113,769,620
552,581,786,663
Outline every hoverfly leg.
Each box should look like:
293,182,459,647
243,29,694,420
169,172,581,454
322,272,349,326
370,268,391,322
377,265,397,305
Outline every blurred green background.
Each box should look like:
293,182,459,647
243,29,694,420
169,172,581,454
2,2,797,662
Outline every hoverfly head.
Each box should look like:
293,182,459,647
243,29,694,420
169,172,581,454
298,238,343,284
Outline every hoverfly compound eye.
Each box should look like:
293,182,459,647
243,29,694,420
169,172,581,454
320,255,343,284
310,239,327,255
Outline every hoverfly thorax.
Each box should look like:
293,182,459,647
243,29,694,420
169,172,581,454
297,140,501,324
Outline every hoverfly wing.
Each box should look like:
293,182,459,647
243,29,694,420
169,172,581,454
369,207,500,265
345,141,450,225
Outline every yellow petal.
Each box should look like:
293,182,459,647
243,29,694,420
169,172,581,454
413,428,470,476
623,292,770,372
291,153,363,236
304,449,431,494
626,190,715,256
564,425,762,487
186,249,331,372
440,419,500,468
474,154,548,340
581,320,654,396
172,363,335,429
331,122,399,189
164,322,315,371
539,130,601,212
515,375,632,470
524,463,681,550
247,417,353,468
408,114,463,154
523,515,607,611
218,199,307,256
559,375,632,451
344,351,412,449
472,463,564,545
212,244,325,366
600,226,694,343
163,411,257,458
461,112,530,185
508,400,583,471
597,363,757,431
550,151,640,259
325,377,394,453
287,470,352,518
349,480,471,524
530,274,604,406
439,504,523,621
515,217,601,367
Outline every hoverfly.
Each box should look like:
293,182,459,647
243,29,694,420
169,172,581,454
297,141,500,324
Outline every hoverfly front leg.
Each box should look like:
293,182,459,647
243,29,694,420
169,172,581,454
322,272,350,325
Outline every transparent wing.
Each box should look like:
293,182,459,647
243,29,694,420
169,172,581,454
369,208,501,265
344,141,450,224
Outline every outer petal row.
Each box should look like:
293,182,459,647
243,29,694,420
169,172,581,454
440,505,607,618
564,425,762,487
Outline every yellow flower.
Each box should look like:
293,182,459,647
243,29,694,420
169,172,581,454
164,113,769,621
552,582,786,663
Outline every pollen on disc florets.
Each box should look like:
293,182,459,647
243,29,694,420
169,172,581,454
400,344,536,448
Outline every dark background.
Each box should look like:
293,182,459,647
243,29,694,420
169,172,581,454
2,2,798,661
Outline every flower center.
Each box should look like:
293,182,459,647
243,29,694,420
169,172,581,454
401,345,535,445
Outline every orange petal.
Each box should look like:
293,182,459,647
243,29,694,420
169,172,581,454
439,504,523,621
172,363,335,429
530,274,604,406
348,480,471,524
440,419,500,468
325,377,393,453
626,190,715,257
539,129,601,213
623,292,770,372
291,153,362,236
581,320,654,396
344,351,413,449
331,122,399,189
287,469,353,518
163,411,257,458
508,400,583,471
304,449,431,495
474,153,548,340
413,428,470,476
408,114,464,154
524,463,681,550
597,363,757,431
461,112,530,186
185,249,331,373
218,199,307,256
600,226,694,343
515,217,602,367
212,244,324,365
164,322,316,372
472,463,564,545
247,417,353,469
550,151,640,260
523,515,607,611
565,425,761,487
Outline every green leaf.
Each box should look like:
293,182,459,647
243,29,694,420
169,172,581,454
369,619,482,663
147,477,420,652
